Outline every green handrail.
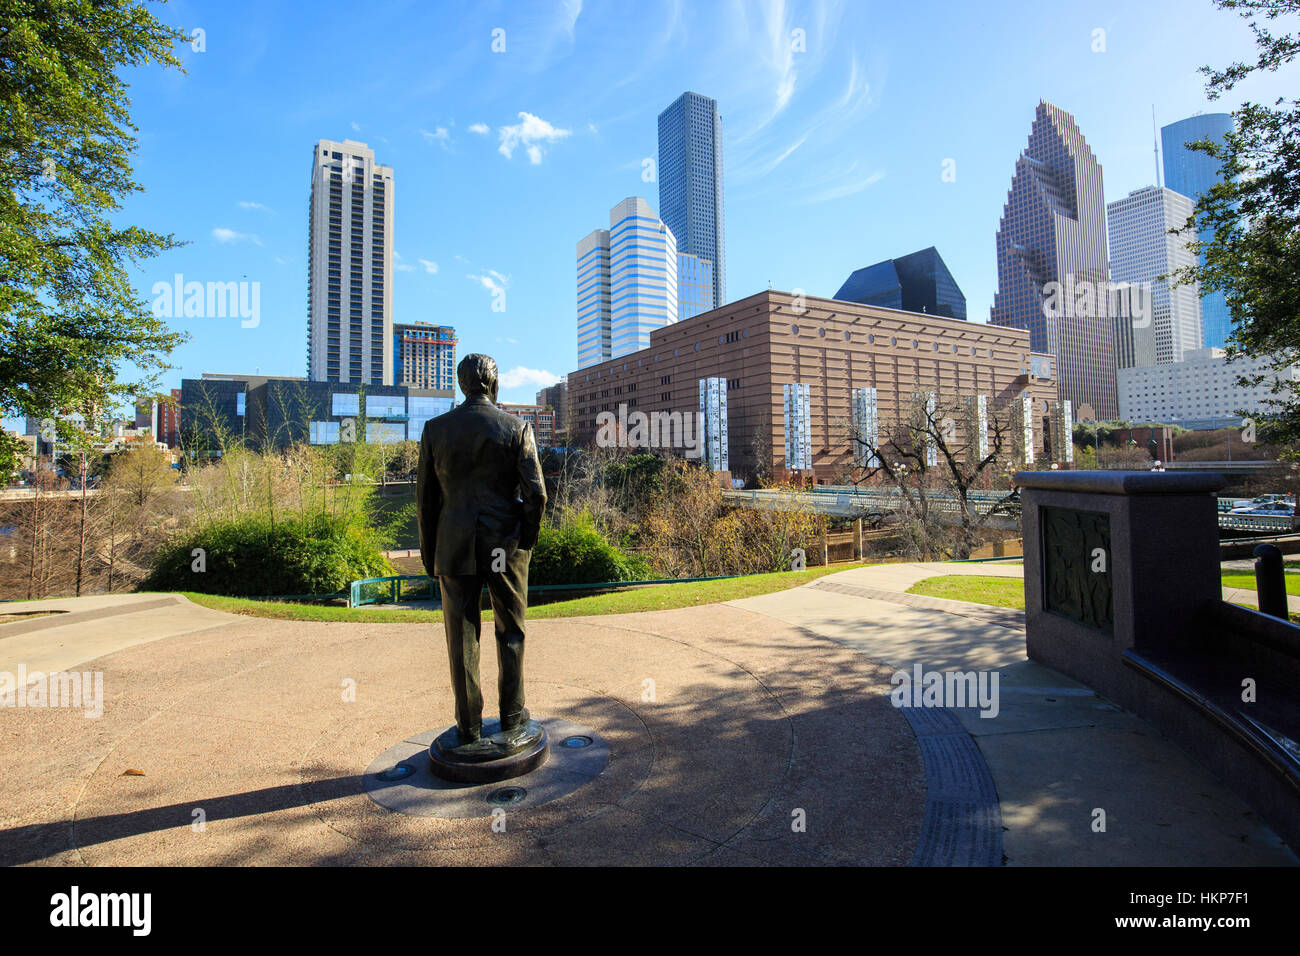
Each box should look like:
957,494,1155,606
348,572,743,608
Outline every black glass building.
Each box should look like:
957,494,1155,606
834,247,967,320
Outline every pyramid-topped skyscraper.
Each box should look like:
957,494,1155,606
990,102,1117,419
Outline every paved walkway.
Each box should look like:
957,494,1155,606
0,592,924,866
730,562,1296,865
1,564,1294,866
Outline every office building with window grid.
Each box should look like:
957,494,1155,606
1106,186,1202,367
307,139,394,385
658,91,725,310
1118,347,1300,429
393,322,457,390
497,403,556,446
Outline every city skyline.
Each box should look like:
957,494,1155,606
36,0,1295,433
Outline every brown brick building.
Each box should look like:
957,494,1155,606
497,403,557,446
568,290,1062,483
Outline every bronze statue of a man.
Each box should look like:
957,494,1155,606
417,353,548,766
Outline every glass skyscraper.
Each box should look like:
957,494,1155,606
990,101,1117,420
657,91,725,311
1161,113,1234,350
677,252,714,320
834,246,967,319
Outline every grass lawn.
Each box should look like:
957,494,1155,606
907,573,1300,623
175,562,872,624
1221,567,1300,596
905,575,1025,610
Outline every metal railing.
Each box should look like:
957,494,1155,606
1218,513,1299,533
347,572,744,608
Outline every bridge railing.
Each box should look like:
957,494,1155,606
1218,513,1298,533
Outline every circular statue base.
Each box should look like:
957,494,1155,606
364,718,607,819
428,715,549,784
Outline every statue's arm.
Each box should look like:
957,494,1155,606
516,422,547,551
416,423,441,577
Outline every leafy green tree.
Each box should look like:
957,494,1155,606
0,430,25,481
1173,0,1300,441
1,0,189,423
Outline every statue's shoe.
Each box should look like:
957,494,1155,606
499,708,531,734
445,736,501,759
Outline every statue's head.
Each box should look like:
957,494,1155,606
458,353,499,402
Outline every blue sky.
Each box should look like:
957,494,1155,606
90,0,1300,410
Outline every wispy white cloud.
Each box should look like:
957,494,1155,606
558,0,582,39
420,126,451,148
468,269,509,295
468,122,490,135
237,200,271,212
394,251,415,272
418,258,439,274
758,0,798,124
753,134,808,177
500,366,562,389
350,121,361,132
498,112,570,164
802,169,885,204
212,227,261,245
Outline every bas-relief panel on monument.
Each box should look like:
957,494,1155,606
1042,505,1113,633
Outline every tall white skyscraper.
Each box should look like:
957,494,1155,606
576,198,678,367
1106,185,1202,365
576,228,611,369
307,139,394,385
610,198,677,358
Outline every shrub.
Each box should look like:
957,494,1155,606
141,511,393,597
529,513,640,585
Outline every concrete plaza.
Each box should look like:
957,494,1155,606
0,564,1293,866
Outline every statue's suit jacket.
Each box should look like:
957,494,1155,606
416,394,547,578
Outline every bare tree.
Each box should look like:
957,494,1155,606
744,404,775,488
848,393,1024,560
